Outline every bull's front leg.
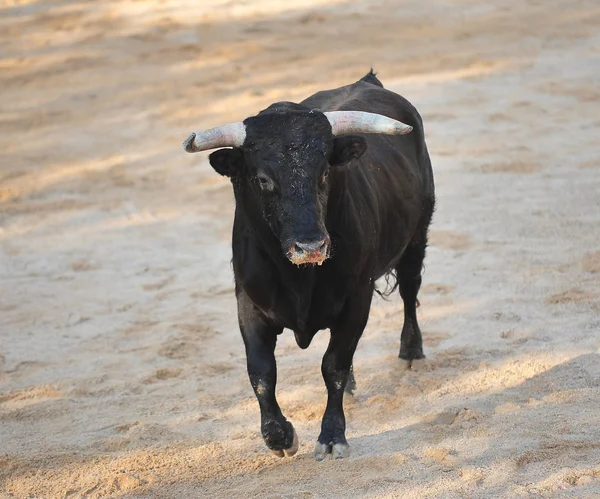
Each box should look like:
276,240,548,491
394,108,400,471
237,291,298,457
314,284,373,461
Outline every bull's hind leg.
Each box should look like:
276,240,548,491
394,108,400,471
396,242,426,362
315,284,373,461
237,291,298,457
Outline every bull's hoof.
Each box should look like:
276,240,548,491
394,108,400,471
399,347,425,361
284,427,299,457
399,346,425,371
270,426,298,458
314,441,350,461
314,442,330,461
332,442,350,459
399,346,425,362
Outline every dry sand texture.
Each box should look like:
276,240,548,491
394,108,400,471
1,0,600,497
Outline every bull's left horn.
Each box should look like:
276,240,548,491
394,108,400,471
182,122,246,153
324,111,413,136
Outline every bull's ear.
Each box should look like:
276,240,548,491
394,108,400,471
208,148,245,177
329,135,368,169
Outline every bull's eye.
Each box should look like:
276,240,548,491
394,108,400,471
257,173,274,191
321,171,329,185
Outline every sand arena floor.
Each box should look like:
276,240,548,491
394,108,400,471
1,0,600,497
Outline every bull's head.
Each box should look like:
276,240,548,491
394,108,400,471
183,105,412,266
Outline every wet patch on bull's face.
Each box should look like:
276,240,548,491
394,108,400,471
287,246,328,266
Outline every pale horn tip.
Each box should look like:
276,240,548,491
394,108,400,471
182,133,197,153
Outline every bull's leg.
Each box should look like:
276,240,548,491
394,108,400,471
314,285,373,461
237,291,298,457
397,243,426,362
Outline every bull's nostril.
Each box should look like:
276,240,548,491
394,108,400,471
295,239,328,254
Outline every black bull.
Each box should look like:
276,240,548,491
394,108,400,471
184,72,435,460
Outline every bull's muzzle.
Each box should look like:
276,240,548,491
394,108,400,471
287,238,329,266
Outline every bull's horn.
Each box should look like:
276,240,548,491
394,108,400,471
182,122,246,153
324,111,413,136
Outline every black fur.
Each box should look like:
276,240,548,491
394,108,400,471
207,72,435,457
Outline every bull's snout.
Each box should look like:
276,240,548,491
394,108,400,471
287,237,330,266
295,239,327,254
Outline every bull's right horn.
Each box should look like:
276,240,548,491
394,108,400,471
324,111,413,136
182,122,246,153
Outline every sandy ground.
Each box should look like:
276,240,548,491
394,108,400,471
1,0,600,497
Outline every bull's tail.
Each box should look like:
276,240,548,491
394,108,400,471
360,69,384,88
